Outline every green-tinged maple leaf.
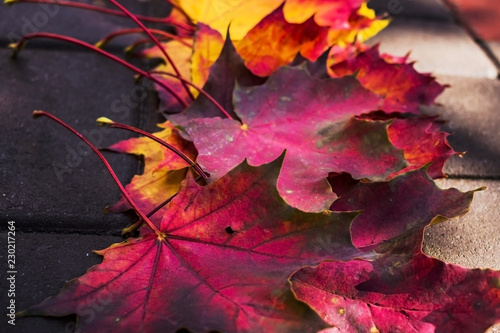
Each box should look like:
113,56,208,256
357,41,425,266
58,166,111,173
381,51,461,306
328,168,476,250
290,232,500,332
20,154,371,332
179,66,408,212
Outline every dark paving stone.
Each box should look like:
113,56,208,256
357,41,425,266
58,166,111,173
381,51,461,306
368,0,452,21
422,75,500,178
0,47,162,233
0,0,171,48
0,232,121,332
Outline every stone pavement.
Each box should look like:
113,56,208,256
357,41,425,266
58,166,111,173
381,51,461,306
0,0,499,332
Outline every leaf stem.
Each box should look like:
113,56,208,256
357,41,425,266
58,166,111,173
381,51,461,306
97,117,208,179
122,173,202,236
150,70,234,120
33,111,163,236
108,0,195,101
122,192,178,236
124,37,174,54
96,28,191,49
4,0,195,32
10,32,188,108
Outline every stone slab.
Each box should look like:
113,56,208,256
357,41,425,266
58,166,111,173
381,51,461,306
0,232,121,332
424,178,500,270
367,17,498,78
0,0,171,48
368,0,452,21
421,75,500,178
0,47,160,233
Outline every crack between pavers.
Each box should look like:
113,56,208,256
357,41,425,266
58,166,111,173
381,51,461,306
0,38,127,53
446,174,500,181
0,228,125,236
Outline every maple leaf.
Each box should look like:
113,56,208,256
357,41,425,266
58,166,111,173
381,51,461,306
181,66,411,212
328,44,447,113
290,232,500,332
171,0,284,40
20,154,371,332
142,38,194,112
326,2,390,45
170,32,267,124
191,24,225,89
106,121,196,222
282,0,364,28
233,5,331,77
234,2,388,76
153,1,387,84
328,168,476,250
355,112,458,179
387,117,457,179
147,25,244,115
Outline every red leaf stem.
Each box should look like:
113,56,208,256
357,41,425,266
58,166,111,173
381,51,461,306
5,0,195,31
97,119,208,179
10,32,188,108
108,0,195,101
96,28,191,48
32,111,162,236
150,70,234,120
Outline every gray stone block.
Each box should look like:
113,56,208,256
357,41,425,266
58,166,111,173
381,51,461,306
0,47,161,233
424,178,500,270
367,18,498,78
0,0,171,48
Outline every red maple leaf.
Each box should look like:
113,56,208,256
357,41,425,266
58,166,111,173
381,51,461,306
290,232,500,332
181,66,444,212
20,155,369,332
387,117,457,179
328,44,447,113
328,168,476,250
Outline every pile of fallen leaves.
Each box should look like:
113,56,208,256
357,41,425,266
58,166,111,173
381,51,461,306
6,0,500,331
